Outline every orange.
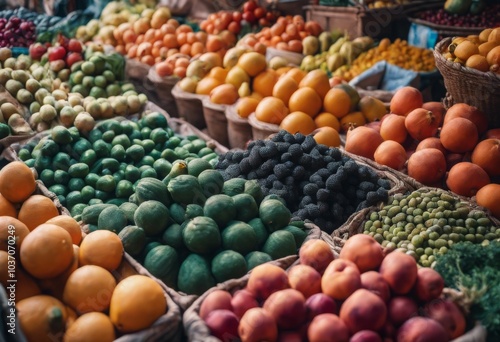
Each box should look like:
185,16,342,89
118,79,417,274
454,40,479,61
279,111,316,135
38,245,79,301
272,76,298,107
0,161,36,203
64,312,116,342
313,127,341,147
195,77,223,95
314,112,340,132
110,275,167,333
288,87,322,118
210,83,239,105
46,215,82,246
465,54,490,72
0,216,29,252
285,68,307,84
0,193,17,217
323,88,352,119
79,230,123,272
298,69,331,99
63,265,116,314
236,97,260,118
255,97,288,124
18,194,59,231
17,295,68,342
252,69,279,97
20,224,73,279
237,51,267,77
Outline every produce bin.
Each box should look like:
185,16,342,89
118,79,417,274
304,4,411,41
171,84,208,130
434,37,500,129
225,104,253,150
247,113,280,141
201,97,230,148
144,68,180,118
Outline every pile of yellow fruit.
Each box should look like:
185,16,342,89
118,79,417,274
441,27,500,73
334,38,436,81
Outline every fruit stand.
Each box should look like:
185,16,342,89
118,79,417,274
0,0,499,341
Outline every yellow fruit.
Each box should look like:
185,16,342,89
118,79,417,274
110,275,167,333
78,230,123,272
358,96,387,122
237,51,267,77
64,312,116,342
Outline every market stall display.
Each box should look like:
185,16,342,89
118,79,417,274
0,0,499,341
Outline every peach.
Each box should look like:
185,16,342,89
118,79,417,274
360,271,391,303
350,330,383,342
387,296,419,327
307,314,349,342
263,289,306,330
205,309,239,341
321,259,361,300
199,290,233,320
287,264,322,299
396,317,448,342
339,234,384,272
339,289,387,334
231,289,258,319
379,251,418,295
413,268,444,302
424,299,466,339
305,293,338,321
246,264,289,301
238,307,278,342
299,239,334,274
422,101,446,126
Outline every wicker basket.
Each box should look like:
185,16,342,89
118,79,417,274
247,113,280,141
171,84,208,130
225,103,253,150
434,37,500,129
144,68,181,118
201,97,230,148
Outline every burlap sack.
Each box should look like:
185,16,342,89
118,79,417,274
171,84,207,130
225,104,252,150
144,67,181,118
247,113,280,141
202,97,229,148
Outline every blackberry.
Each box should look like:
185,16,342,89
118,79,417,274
223,151,234,161
303,183,319,197
231,151,244,162
296,208,308,220
280,152,293,163
272,130,288,142
327,161,342,174
356,189,367,200
299,195,313,208
273,180,284,190
316,188,330,202
311,156,326,170
301,135,316,153
316,144,329,155
306,204,321,218
317,201,330,214
325,174,342,191
292,165,306,180
323,156,334,163
239,158,252,174
276,142,291,153
359,181,376,192
261,159,277,174
343,160,358,174
315,168,329,180
294,133,306,144
226,164,241,178
266,174,278,184
248,149,263,168
284,161,295,169
376,187,389,201
324,221,336,234
299,154,312,168
309,174,323,184
283,133,296,143
256,167,268,178
288,144,303,159
284,176,296,186
259,143,278,159
247,171,258,180
377,178,391,190
329,148,342,161
218,159,231,170
274,164,291,179
365,191,380,205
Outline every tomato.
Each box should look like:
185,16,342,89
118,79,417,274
232,11,242,22
258,18,270,27
243,0,258,13
65,52,83,67
29,42,47,60
67,39,82,53
242,11,256,24
254,7,266,19
228,21,241,34
48,46,66,62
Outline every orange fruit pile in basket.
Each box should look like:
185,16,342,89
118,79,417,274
442,27,500,73
0,162,167,341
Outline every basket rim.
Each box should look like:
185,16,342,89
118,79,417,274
247,112,281,131
434,37,500,82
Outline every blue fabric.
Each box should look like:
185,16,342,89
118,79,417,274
349,61,421,91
